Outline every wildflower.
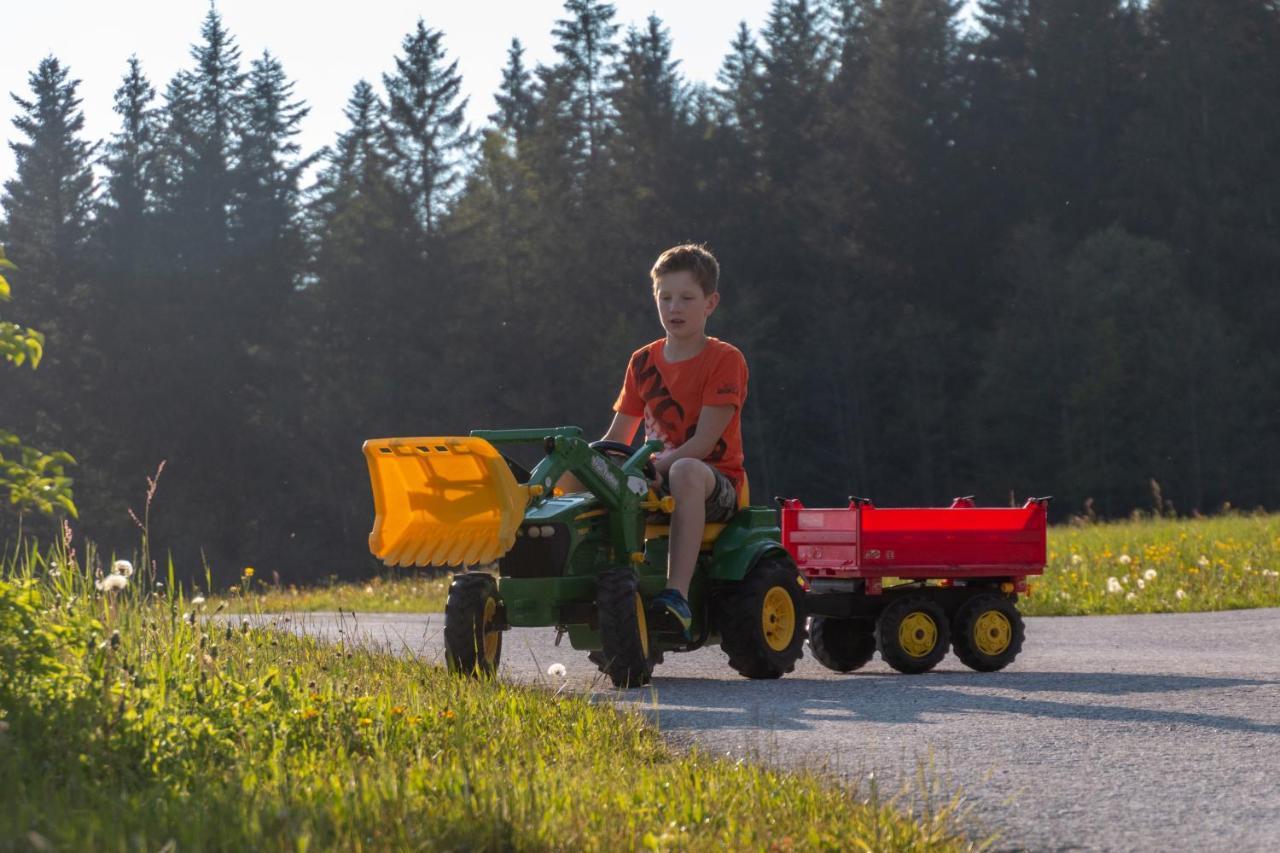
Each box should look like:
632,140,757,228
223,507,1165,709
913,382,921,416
1106,577,1123,594
1070,554,1083,566
1175,589,1187,600
243,567,255,578
1143,568,1158,582
1263,570,1279,579
191,595,206,607
358,717,373,727
390,706,406,716
364,585,375,595
1118,554,1132,565
96,573,129,592
1125,592,1137,601
301,708,320,721
113,559,134,578
1197,555,1209,568
1137,579,1145,590
547,663,567,678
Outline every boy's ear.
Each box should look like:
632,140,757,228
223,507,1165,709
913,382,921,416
706,292,720,314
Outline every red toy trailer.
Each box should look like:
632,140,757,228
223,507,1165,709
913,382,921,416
780,496,1048,674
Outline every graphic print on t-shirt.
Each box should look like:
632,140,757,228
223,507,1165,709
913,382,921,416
632,348,683,449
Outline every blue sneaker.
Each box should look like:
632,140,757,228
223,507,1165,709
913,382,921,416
650,588,693,640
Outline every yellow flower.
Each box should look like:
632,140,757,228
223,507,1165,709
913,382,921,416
301,708,320,721
358,717,373,727
390,705,406,716
243,567,255,578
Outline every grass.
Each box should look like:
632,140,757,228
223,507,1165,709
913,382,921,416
1024,512,1280,616
1,540,972,851
218,570,449,614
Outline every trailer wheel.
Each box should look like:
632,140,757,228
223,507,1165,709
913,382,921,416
444,573,503,677
597,568,653,688
952,594,1024,672
876,596,950,674
809,616,877,673
718,553,806,679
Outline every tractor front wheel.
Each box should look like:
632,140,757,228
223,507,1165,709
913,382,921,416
876,596,949,674
809,616,877,673
597,568,653,688
951,594,1024,672
444,573,503,677
718,554,806,679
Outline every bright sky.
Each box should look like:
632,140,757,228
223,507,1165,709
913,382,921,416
1,1,786,188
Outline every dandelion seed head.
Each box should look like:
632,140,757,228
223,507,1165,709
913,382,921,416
112,559,134,578
1175,588,1187,600
95,573,129,592
1136,578,1145,589
1070,554,1083,566
1143,568,1157,581
1125,591,1137,601
191,595,206,607
1106,577,1123,594
1197,555,1209,568
1118,554,1131,565
547,663,567,678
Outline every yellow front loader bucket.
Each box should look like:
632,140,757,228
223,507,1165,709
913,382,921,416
364,436,529,567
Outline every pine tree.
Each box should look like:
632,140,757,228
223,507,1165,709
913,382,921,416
551,0,621,172
382,20,469,236
491,39,536,145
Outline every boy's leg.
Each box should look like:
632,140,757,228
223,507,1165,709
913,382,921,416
664,458,718,597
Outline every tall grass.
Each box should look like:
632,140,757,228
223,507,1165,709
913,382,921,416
1025,512,1280,616
1,539,971,850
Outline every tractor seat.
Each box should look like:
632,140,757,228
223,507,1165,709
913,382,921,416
643,474,750,549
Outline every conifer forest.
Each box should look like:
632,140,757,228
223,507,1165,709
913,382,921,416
2,1,1277,583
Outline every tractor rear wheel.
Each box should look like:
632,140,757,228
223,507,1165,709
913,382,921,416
444,573,503,677
876,596,949,674
718,554,806,679
597,568,653,688
809,616,877,673
951,594,1024,672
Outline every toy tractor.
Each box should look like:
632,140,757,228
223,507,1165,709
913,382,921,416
363,427,806,687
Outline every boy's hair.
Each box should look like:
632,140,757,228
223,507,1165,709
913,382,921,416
651,243,720,296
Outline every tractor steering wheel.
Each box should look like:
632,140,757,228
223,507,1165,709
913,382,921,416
589,440,658,483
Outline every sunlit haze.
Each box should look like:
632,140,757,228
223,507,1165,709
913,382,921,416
2,1,789,187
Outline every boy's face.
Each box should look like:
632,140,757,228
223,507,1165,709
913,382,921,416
653,270,719,341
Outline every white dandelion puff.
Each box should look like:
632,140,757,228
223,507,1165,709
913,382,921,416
1137,579,1145,589
190,595,206,607
1106,577,1123,594
1263,569,1279,579
547,663,567,678
1118,554,1132,565
1070,554,1083,566
112,559,134,578
1197,555,1209,568
1143,568,1158,581
1175,588,1187,600
1125,591,1137,601
95,573,129,592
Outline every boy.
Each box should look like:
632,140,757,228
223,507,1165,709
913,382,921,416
602,243,748,638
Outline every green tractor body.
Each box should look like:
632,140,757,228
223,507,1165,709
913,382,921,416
364,426,805,686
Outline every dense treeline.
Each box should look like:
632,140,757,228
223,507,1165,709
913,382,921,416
2,0,1277,582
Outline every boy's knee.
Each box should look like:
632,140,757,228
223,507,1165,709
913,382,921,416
667,458,713,494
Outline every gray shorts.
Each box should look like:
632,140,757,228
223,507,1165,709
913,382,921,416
657,465,739,523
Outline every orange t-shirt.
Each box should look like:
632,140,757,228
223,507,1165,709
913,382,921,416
613,337,749,490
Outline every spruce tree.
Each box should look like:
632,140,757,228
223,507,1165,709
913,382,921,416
382,20,469,236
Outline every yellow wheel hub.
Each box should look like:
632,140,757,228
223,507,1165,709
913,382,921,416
973,610,1012,656
635,592,650,659
898,611,938,658
482,596,500,663
762,586,796,652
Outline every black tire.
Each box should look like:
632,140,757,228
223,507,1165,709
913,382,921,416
951,594,1025,672
718,553,806,679
876,596,950,674
809,616,877,673
444,573,502,676
597,568,653,688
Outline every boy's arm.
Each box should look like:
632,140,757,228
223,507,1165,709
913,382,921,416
601,411,641,444
652,404,734,480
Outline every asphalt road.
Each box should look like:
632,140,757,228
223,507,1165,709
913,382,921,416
272,607,1280,851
